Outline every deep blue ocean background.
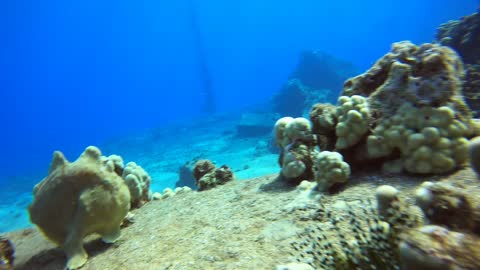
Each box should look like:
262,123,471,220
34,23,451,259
0,0,476,185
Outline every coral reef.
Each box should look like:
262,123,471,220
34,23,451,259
436,12,480,116
288,180,480,270
28,146,131,269
274,117,318,183
332,41,475,174
122,161,152,208
415,181,480,234
399,224,480,270
286,182,480,270
192,159,234,191
290,198,404,269
274,41,476,182
309,103,337,150
334,95,370,149
0,236,14,269
313,151,350,191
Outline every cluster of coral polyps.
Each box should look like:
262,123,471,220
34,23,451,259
274,116,350,191
28,146,153,270
287,41,479,176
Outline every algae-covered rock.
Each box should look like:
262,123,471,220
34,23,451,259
415,181,480,234
192,160,234,191
28,146,131,270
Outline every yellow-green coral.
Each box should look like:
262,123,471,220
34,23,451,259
122,161,152,208
367,102,471,173
275,116,295,148
313,151,350,191
274,117,312,148
282,151,307,179
335,95,370,149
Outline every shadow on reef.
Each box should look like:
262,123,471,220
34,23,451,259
16,239,111,270
259,175,300,193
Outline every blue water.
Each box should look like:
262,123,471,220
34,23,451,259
0,0,476,183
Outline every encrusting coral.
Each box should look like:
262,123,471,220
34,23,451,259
287,179,480,270
28,146,131,270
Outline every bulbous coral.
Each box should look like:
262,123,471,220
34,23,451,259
313,151,350,191
122,161,152,208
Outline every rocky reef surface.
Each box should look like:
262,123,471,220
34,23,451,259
2,166,478,270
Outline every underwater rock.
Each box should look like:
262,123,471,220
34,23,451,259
291,50,358,91
235,112,277,138
192,159,234,191
469,136,480,176
28,146,131,270
0,236,14,269
463,64,480,117
415,181,480,234
436,12,480,117
436,12,480,65
176,160,198,190
399,225,480,270
271,50,356,117
192,159,216,180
